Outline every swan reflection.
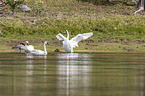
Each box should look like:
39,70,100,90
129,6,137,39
26,53,47,76
57,53,92,96
26,59,33,76
25,54,47,95
26,53,47,59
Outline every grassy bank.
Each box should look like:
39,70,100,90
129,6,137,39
0,0,145,53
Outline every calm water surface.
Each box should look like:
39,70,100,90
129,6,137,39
0,52,145,96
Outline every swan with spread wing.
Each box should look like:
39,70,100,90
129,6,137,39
56,30,93,53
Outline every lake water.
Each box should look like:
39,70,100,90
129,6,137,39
0,52,145,96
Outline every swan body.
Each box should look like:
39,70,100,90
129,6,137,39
31,41,49,55
12,43,25,52
56,30,93,53
24,41,34,53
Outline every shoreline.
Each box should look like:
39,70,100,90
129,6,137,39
1,38,145,53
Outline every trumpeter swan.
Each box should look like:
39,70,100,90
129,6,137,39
31,41,49,55
24,41,34,53
12,43,25,53
56,30,93,53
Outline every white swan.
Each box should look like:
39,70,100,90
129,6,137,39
31,41,49,55
24,41,34,53
56,30,93,53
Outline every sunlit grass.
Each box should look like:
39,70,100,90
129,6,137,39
1,0,145,52
1,14,145,40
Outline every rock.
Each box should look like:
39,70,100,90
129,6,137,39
18,5,31,11
54,49,60,52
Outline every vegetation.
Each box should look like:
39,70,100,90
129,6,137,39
1,0,25,15
0,0,145,52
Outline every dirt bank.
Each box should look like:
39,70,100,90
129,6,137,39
1,37,145,53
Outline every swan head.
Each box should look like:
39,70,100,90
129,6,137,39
66,30,68,33
44,41,49,45
26,41,29,45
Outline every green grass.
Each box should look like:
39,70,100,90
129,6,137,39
0,0,145,52
1,14,145,40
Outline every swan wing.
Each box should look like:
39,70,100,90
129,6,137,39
56,33,66,41
32,49,43,53
24,45,34,53
31,49,45,55
70,32,93,47
28,45,34,50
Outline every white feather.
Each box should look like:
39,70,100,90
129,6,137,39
56,30,93,53
31,41,49,55
70,32,93,48
24,41,34,53
56,33,66,41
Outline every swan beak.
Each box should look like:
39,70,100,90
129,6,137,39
47,43,49,45
66,30,68,33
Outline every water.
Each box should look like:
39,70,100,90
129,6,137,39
0,52,145,96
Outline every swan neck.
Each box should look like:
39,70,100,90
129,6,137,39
67,31,69,39
44,43,46,53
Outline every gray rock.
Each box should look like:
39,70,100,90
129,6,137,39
18,5,31,11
